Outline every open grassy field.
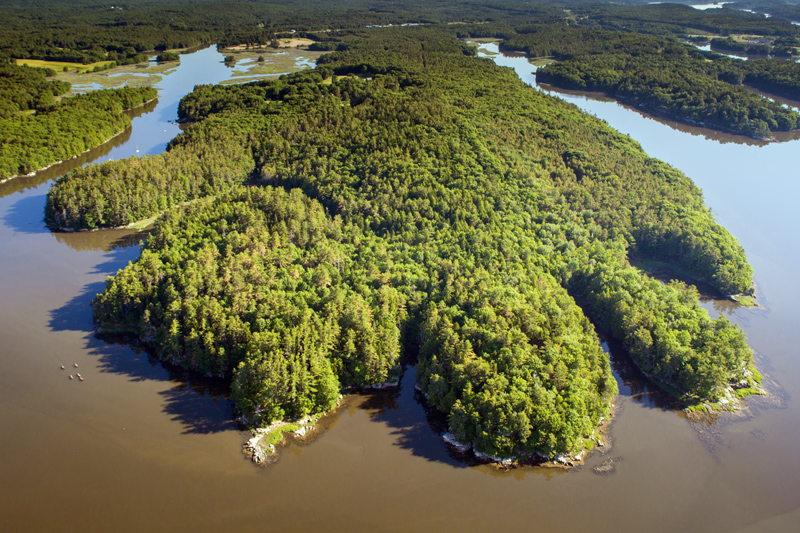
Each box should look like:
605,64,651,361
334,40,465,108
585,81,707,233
529,57,557,67
14,58,117,74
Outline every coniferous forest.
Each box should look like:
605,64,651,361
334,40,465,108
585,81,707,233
2,0,782,460
52,27,756,459
0,85,156,178
502,25,800,138
0,60,158,179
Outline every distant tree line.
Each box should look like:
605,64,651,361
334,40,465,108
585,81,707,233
571,3,800,39
499,25,800,138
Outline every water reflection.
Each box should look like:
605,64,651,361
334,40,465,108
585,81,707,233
603,336,682,412
158,369,238,435
483,42,790,445
50,227,150,253
48,242,142,333
42,227,240,435
3,44,322,204
0,126,131,199
353,368,577,477
358,368,462,466
483,43,798,146
631,256,769,319
0,100,156,200
29,43,337,457
750,87,800,113
539,82,787,146
702,296,742,317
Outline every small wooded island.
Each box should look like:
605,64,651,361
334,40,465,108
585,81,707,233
4,0,790,465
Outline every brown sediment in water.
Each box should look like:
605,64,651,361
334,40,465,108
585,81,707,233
3,42,800,533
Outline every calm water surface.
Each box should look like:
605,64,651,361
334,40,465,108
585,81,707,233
1,43,799,532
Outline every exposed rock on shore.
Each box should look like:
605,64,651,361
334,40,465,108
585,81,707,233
442,432,471,454
243,397,345,465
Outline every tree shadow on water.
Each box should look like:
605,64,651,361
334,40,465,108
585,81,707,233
603,334,683,412
52,227,150,254
89,334,165,382
90,332,239,435
2,193,50,234
48,242,143,333
357,368,468,468
48,280,103,332
48,234,238,435
157,371,239,435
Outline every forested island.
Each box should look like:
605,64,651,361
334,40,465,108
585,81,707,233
44,24,760,461
2,0,781,463
1,61,157,180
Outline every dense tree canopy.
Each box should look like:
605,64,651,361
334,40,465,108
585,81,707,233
5,0,800,181
1,0,780,462
0,62,70,118
93,186,406,422
53,27,758,460
503,25,800,138
572,2,800,39
0,87,156,179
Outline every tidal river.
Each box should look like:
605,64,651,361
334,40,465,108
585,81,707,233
1,43,799,532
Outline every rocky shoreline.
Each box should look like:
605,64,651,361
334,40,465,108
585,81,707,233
243,411,332,465
429,382,617,469
242,375,404,464
243,370,624,469
243,391,357,465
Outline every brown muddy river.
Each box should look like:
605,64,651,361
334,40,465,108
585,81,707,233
2,44,800,532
